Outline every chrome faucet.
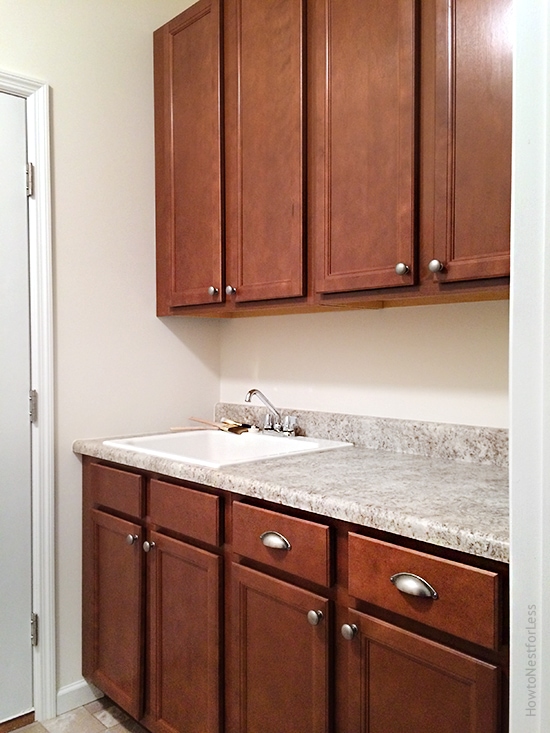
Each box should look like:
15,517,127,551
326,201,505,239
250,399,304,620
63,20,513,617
245,388,282,431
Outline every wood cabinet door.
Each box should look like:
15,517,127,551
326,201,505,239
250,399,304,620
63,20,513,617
145,531,222,733
337,608,500,733
224,0,305,303
422,0,512,282
87,510,144,720
311,0,417,294
228,564,330,733
154,0,223,310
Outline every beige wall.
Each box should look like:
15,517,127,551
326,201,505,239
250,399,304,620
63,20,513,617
0,0,220,697
0,0,509,709
220,300,509,428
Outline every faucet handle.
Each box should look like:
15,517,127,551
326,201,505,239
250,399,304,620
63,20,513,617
282,415,298,435
263,413,274,430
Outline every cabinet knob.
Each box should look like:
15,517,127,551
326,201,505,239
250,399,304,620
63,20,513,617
260,531,291,551
341,623,358,641
395,262,410,276
225,285,236,295
307,610,324,626
390,572,438,599
143,540,156,553
428,259,445,273
208,286,219,296
126,534,139,546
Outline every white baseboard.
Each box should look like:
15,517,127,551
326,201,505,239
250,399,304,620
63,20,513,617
56,679,103,716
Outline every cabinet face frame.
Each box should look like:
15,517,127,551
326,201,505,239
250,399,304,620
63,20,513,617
154,0,224,310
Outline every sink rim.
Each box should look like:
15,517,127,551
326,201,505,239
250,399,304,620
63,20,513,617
103,429,353,469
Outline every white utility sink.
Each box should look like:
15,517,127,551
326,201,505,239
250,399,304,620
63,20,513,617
104,430,352,469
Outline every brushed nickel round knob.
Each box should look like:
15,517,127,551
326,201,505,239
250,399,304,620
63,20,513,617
225,285,236,295
126,534,139,545
395,262,410,276
341,623,358,640
428,259,445,273
143,541,156,553
208,286,219,296
307,610,324,626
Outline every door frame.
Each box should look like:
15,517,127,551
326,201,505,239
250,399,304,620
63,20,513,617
0,71,56,721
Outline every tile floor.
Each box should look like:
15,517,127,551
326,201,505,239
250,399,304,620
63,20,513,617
17,699,146,733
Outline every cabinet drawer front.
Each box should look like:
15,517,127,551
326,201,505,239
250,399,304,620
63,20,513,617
232,502,330,586
149,479,221,546
91,463,143,518
348,533,499,649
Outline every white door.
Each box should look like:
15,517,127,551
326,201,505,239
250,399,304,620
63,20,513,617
0,91,33,723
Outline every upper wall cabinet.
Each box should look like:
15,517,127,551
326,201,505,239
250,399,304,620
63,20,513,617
154,0,223,310
420,0,512,286
310,0,417,294
154,0,512,317
224,0,306,304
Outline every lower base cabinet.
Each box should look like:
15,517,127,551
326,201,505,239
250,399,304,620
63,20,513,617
338,608,499,733
143,531,221,733
82,459,508,733
228,564,330,733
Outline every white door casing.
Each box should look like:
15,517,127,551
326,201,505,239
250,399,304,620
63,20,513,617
0,71,55,722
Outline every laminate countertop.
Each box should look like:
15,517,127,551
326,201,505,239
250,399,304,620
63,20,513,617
73,405,509,563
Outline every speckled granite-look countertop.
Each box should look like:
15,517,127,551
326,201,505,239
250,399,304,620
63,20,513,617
73,405,509,563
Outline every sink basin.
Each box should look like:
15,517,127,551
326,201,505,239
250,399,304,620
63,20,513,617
104,430,352,468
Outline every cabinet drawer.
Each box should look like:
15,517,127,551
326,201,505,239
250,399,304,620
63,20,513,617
348,533,499,649
91,463,143,518
149,479,221,546
232,502,331,586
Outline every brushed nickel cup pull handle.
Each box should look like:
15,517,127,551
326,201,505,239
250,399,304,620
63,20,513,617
260,531,291,551
390,572,438,600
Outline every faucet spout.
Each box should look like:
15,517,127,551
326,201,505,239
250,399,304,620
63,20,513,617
245,388,282,429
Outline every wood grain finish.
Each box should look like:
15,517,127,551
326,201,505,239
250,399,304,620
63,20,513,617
228,563,330,733
232,501,331,586
149,479,221,546
312,0,417,293
90,462,143,518
224,0,305,302
339,608,499,733
348,533,499,649
154,0,223,310
423,0,512,282
145,531,221,733
88,510,144,720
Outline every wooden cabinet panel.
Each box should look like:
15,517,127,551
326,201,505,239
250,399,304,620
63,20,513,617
87,510,144,720
224,0,305,302
232,501,331,586
348,532,499,649
422,0,512,282
145,531,222,733
154,0,223,309
90,462,143,518
338,608,499,733
312,0,417,293
149,479,221,546
228,563,330,733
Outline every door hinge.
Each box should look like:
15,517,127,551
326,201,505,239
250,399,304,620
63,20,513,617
26,162,34,197
31,613,39,647
29,389,38,423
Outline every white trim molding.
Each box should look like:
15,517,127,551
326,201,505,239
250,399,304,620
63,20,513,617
56,680,103,717
509,0,550,731
0,70,56,721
